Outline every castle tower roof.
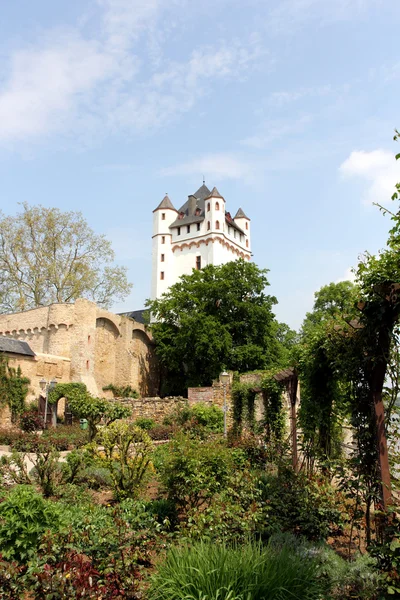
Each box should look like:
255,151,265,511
234,207,250,220
205,186,224,200
192,184,211,200
153,194,177,212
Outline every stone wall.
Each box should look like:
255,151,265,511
0,298,159,401
116,396,187,422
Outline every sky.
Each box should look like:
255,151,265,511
0,0,399,330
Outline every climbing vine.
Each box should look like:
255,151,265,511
260,373,286,444
0,356,30,422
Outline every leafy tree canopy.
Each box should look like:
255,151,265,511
147,260,281,393
0,203,132,313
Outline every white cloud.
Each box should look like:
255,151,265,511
339,149,400,205
0,0,265,147
160,153,254,181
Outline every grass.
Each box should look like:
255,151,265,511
148,538,326,600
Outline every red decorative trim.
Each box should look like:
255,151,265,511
172,235,250,260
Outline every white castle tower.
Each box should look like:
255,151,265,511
151,184,251,301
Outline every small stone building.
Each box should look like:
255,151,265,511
0,298,159,403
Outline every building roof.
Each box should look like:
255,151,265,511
205,186,224,200
170,184,211,229
0,337,35,357
119,309,148,325
234,207,250,220
225,211,245,235
153,194,177,212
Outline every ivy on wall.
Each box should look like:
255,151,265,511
231,371,285,441
0,356,30,422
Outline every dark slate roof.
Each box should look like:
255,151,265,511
225,211,245,235
170,184,211,229
192,184,211,200
153,194,177,212
119,309,148,325
205,186,224,200
234,207,250,220
0,337,35,357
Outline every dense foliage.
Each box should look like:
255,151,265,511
147,260,280,393
0,357,30,422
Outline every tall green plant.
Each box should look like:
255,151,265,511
0,357,30,422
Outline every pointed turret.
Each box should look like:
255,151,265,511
206,186,224,200
234,208,249,220
153,194,177,213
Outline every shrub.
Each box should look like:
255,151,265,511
316,545,382,600
42,425,88,450
77,466,113,490
258,467,344,541
156,434,247,513
190,403,224,432
148,424,174,441
135,417,156,430
19,405,42,432
96,421,154,500
146,499,178,529
148,539,325,600
0,486,59,563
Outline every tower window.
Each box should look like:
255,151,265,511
187,225,190,233
234,230,237,238
196,256,201,270
228,226,231,235
177,227,181,236
240,234,242,242
207,202,210,212
245,222,248,230
215,220,220,230
161,213,165,220
161,236,165,244
161,254,165,262
246,240,249,248
160,271,164,280
207,221,211,231
215,202,220,211
197,223,200,231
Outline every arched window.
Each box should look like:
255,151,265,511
215,202,220,211
215,220,220,230
246,240,249,248
207,221,211,230
207,202,211,212
245,222,248,230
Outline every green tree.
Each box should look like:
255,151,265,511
297,281,357,464
147,260,279,393
0,203,132,312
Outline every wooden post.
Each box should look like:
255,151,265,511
289,375,299,472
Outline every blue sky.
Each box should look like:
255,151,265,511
0,0,399,330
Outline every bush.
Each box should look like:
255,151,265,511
190,403,224,432
148,424,174,441
135,417,156,431
77,466,113,490
42,424,88,450
19,405,42,432
148,538,325,600
155,434,247,513
163,403,224,434
96,421,154,500
258,467,344,541
0,486,59,563
146,499,178,529
316,545,382,600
